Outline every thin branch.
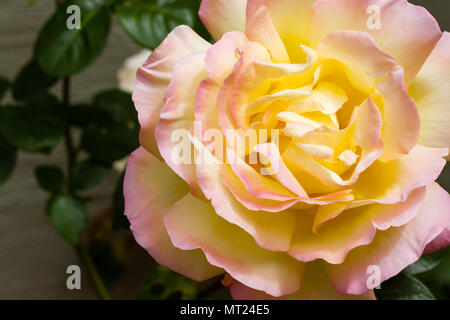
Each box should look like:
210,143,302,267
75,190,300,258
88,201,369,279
77,242,111,300
62,77,75,192
56,0,111,301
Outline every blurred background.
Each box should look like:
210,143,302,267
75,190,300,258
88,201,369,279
0,0,448,300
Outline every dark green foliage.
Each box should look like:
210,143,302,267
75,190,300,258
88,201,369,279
49,194,87,245
116,0,210,49
34,0,111,76
35,165,65,193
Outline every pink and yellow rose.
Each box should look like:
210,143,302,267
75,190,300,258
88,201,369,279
124,0,450,299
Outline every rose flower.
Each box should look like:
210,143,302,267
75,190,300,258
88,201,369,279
124,0,450,299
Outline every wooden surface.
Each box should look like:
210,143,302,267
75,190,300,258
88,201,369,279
0,0,147,299
0,0,448,300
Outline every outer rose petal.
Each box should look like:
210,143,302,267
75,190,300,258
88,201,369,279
163,193,304,297
290,187,427,264
230,261,375,300
311,0,441,83
408,32,450,153
326,182,450,295
370,186,426,231
124,147,222,281
199,0,247,40
133,26,210,158
424,229,450,254
196,32,249,140
155,52,209,197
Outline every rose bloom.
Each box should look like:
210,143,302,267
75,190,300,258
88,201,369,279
124,0,450,299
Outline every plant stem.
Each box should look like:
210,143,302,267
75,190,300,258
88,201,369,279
62,77,75,192
76,242,111,300
61,77,111,300
55,0,110,301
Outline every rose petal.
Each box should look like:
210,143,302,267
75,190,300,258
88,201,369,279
354,98,382,151
326,182,450,295
313,202,348,233
289,205,376,264
230,261,375,300
221,164,299,212
424,229,450,254
199,0,247,40
408,32,450,153
311,0,441,83
254,143,309,198
163,193,304,297
245,6,290,63
354,145,447,204
155,52,209,196
226,147,297,201
196,32,249,140
134,26,210,157
377,66,420,161
195,144,297,252
205,31,248,81
282,140,383,189
247,0,316,62
290,185,427,264
124,147,222,281
317,30,396,92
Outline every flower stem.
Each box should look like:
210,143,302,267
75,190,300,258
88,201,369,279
55,0,111,301
62,77,75,192
76,242,111,300
60,68,111,300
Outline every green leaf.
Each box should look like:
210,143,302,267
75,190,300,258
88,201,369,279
72,159,110,191
138,265,197,300
26,0,37,5
28,93,61,109
81,124,139,164
404,252,444,276
45,195,57,216
414,247,450,299
0,77,10,100
116,0,199,49
0,99,63,153
437,162,450,193
375,272,435,300
69,104,112,128
49,194,87,245
13,60,58,101
81,89,139,164
93,89,137,125
35,165,65,193
0,137,17,186
34,0,111,76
